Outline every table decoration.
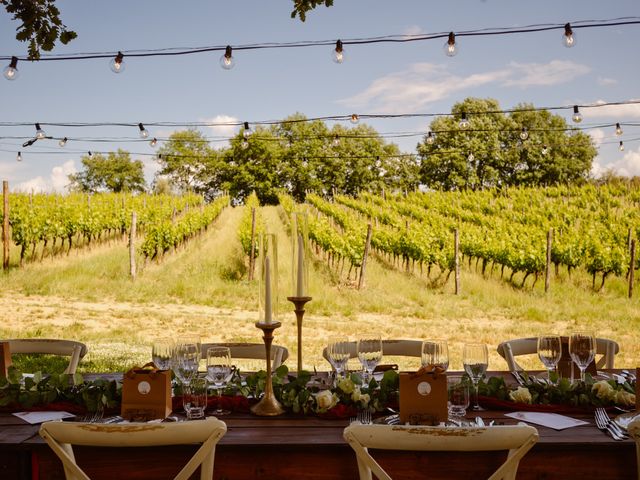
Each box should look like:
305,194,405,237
399,365,447,425
121,362,171,421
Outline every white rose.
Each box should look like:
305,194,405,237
614,390,636,407
315,390,337,411
351,388,362,403
359,393,370,407
592,380,615,401
509,386,532,404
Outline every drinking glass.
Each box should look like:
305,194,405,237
357,335,382,383
327,337,351,381
569,332,595,382
421,340,449,371
151,338,174,370
183,376,208,420
173,342,200,387
463,343,488,411
537,335,562,382
447,375,470,423
206,346,232,416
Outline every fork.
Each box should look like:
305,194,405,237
357,410,372,424
594,408,627,441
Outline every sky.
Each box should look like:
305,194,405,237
1,0,639,193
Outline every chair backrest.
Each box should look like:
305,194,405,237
344,423,538,480
201,342,288,369
628,419,640,480
2,339,88,374
39,417,227,480
496,337,619,372
322,340,423,370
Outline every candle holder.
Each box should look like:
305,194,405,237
287,296,312,373
251,321,285,416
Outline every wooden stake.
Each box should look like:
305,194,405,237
129,211,137,279
454,229,460,295
249,207,256,281
545,228,553,293
630,239,636,299
358,224,373,290
2,181,9,270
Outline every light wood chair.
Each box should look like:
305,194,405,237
628,419,640,480
496,337,619,372
39,417,227,480
201,342,288,369
1,339,87,374
322,340,422,370
344,423,538,480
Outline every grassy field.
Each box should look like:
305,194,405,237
1,204,639,374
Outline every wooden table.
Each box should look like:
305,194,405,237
0,408,636,479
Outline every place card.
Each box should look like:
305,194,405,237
13,411,75,424
505,411,588,430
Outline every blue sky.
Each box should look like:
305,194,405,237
1,0,639,192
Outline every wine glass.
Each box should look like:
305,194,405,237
151,338,174,370
569,332,595,382
327,337,351,382
357,335,382,383
537,335,562,382
206,346,232,416
172,342,200,387
421,340,449,371
463,343,488,411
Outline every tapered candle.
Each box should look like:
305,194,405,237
296,234,305,297
264,255,272,324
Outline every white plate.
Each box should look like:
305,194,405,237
614,411,640,431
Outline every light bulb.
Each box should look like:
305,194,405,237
541,145,548,155
520,127,529,141
332,135,340,147
110,51,125,73
16,151,22,162
619,141,625,152
150,137,157,147
332,40,345,64
138,123,149,138
459,112,470,129
88,151,92,157
242,121,251,139
563,23,575,48
615,123,623,136
220,45,235,70
467,152,474,162
572,105,582,124
35,123,46,139
443,32,458,57
241,139,249,150
3,56,19,81
350,113,359,124
426,131,435,145
59,137,67,147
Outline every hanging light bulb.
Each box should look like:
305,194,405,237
58,137,68,147
443,32,458,57
467,152,475,162
157,153,163,161
3,56,19,81
332,134,340,147
241,139,249,150
619,141,625,152
519,127,529,141
571,105,582,124
138,123,149,138
459,112,470,129
242,121,251,139
16,151,22,162
110,51,125,73
350,113,359,124
35,123,46,139
563,23,575,48
220,45,235,70
615,123,623,136
150,137,158,147
332,40,345,64
541,145,549,155
426,131,435,145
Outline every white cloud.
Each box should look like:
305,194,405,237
588,128,605,147
402,25,425,37
15,160,76,193
597,77,618,86
339,60,590,113
592,146,640,178
201,115,239,137
581,99,640,119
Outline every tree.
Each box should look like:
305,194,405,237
68,150,146,193
290,0,334,21
417,97,596,190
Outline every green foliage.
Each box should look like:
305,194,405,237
68,150,146,194
237,192,264,261
290,0,334,21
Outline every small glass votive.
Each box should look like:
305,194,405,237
447,376,470,421
183,376,208,420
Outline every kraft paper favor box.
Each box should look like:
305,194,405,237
399,367,447,425
121,362,172,421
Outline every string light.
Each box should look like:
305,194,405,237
35,123,46,139
220,45,235,70
332,40,344,64
110,51,125,74
459,112,470,129
572,105,582,123
541,145,549,155
150,137,157,147
615,123,623,136
138,123,149,138
563,23,575,48
350,114,359,124
619,141,625,151
242,121,251,139
3,56,18,80
88,151,93,157
241,139,249,149
332,134,340,147
444,32,458,57
467,152,474,162
519,127,529,140
426,131,435,144
59,137,67,147
16,151,21,162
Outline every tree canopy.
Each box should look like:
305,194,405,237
68,150,146,193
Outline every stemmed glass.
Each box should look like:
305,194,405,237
152,338,174,370
569,332,595,382
206,347,232,416
463,343,488,411
173,341,200,389
357,335,382,383
421,340,449,371
537,335,562,382
327,337,351,383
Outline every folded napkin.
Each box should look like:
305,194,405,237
13,411,75,424
505,411,588,430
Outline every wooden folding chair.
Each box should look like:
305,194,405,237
322,340,423,370
344,423,538,480
201,342,288,369
628,419,640,480
2,339,87,374
39,417,227,480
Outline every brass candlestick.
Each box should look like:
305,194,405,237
287,296,312,373
251,321,285,416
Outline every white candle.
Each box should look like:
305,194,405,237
296,234,305,297
264,255,272,324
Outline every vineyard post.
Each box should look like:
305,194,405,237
630,239,636,299
358,223,373,290
2,181,8,270
129,211,137,279
628,228,633,252
248,207,256,281
545,228,553,293
454,229,460,295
